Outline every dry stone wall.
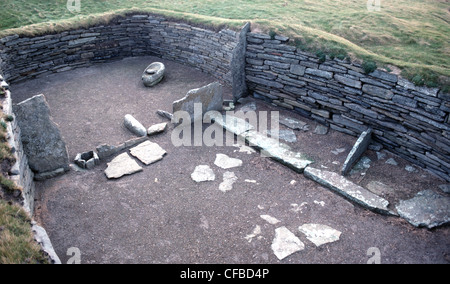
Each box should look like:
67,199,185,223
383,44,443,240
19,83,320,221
245,32,449,181
0,14,239,85
0,16,448,182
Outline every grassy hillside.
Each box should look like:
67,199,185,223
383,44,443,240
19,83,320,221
0,0,448,87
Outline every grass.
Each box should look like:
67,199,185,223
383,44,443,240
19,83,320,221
0,88,46,264
0,0,448,88
0,200,49,264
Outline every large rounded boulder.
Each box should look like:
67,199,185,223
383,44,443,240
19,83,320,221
142,62,165,87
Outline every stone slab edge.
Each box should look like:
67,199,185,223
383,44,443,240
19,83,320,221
208,113,313,173
304,166,395,216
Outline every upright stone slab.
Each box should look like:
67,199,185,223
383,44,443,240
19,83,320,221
231,22,251,102
173,82,223,122
13,94,69,178
342,128,373,176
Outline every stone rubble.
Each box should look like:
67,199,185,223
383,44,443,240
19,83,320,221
147,122,168,136
191,165,216,183
260,215,281,225
219,171,238,192
298,224,342,247
214,154,243,169
271,226,305,260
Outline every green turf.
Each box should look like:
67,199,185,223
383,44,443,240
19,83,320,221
0,0,448,86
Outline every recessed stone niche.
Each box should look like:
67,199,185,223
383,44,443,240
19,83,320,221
74,151,100,170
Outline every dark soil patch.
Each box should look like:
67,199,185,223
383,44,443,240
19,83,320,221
10,56,449,264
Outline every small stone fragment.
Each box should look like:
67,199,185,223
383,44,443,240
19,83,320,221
314,125,329,135
191,165,215,182
147,122,168,136
298,224,342,247
385,158,398,166
271,226,305,260
219,171,238,192
260,215,281,225
214,154,243,169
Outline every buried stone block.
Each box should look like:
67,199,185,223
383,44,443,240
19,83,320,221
341,128,373,176
74,151,100,170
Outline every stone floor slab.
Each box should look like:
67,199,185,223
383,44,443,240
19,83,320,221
105,153,143,179
396,190,450,229
129,141,167,165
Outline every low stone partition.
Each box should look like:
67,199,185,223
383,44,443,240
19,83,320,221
0,14,240,86
245,32,449,181
1,83,36,213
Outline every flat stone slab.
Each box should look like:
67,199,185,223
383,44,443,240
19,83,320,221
219,171,238,192
208,113,255,135
279,116,309,131
129,141,167,165
208,112,312,173
395,190,450,229
124,114,147,137
105,153,143,179
314,124,329,135
191,165,215,183
271,226,305,260
147,122,168,136
298,224,342,247
214,154,243,169
264,129,297,143
304,167,393,215
242,131,312,173
173,81,223,122
13,94,69,176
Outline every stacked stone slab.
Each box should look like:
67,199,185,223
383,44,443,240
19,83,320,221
245,32,449,181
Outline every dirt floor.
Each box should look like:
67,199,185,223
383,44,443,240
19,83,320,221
10,56,449,264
